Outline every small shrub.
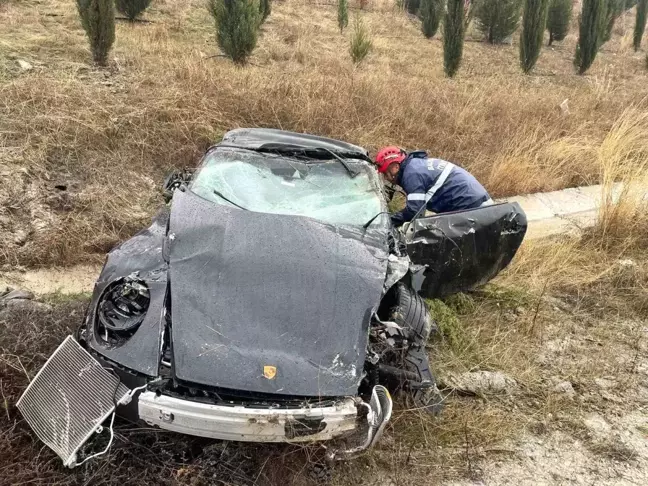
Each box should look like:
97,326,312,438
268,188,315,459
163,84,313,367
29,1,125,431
474,0,523,44
634,0,648,51
115,0,152,21
338,0,349,32
520,0,549,73
76,0,115,66
420,0,444,38
575,0,605,74
444,0,465,77
208,0,259,65
259,0,271,23
349,14,372,63
547,0,572,45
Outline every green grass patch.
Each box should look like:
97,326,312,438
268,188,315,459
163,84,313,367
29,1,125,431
41,291,92,305
427,296,471,353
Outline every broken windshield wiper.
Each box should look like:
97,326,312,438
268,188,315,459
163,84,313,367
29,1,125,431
363,211,391,230
252,143,359,178
213,190,249,211
318,148,359,178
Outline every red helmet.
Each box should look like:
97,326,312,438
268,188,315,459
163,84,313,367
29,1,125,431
374,146,406,173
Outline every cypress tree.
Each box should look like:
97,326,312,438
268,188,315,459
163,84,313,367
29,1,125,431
634,0,648,51
77,0,115,66
474,0,523,44
420,0,444,38
259,0,271,23
349,14,372,63
520,0,550,73
115,0,151,21
444,0,465,77
547,0,572,45
575,0,605,74
208,0,259,65
338,0,349,33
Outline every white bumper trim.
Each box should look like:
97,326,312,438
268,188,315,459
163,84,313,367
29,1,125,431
138,392,359,442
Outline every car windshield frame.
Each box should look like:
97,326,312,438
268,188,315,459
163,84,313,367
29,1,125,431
188,146,389,230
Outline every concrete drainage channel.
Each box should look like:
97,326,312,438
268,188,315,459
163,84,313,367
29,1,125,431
0,183,632,296
506,183,624,240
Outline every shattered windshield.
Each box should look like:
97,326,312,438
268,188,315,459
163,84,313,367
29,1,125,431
189,148,385,227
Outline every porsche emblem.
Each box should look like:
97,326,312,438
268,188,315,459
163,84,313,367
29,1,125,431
263,365,277,380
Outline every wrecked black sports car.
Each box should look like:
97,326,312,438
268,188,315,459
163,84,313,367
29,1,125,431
17,129,527,467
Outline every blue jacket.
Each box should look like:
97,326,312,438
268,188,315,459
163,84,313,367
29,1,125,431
391,151,490,226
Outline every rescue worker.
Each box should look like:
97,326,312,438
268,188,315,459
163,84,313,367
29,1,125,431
374,146,493,227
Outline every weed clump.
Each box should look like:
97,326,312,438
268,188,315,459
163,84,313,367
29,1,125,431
427,298,467,351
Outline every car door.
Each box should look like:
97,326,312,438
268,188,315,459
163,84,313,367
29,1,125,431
405,202,527,299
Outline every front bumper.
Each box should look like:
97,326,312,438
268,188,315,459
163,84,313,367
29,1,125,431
18,336,393,466
138,392,359,442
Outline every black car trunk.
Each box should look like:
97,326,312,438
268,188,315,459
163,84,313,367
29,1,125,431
167,190,388,397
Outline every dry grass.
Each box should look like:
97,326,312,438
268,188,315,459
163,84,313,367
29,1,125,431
1,0,648,267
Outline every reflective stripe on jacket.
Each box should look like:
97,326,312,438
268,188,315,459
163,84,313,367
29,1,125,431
391,151,490,226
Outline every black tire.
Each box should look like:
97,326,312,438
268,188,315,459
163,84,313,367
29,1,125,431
378,284,444,415
388,282,436,342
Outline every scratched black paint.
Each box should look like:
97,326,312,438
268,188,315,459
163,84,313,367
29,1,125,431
408,202,527,298
168,189,388,397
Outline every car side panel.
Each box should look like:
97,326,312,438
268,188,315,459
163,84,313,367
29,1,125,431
406,202,527,298
83,209,169,376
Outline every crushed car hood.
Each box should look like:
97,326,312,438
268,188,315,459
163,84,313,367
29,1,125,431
168,190,388,397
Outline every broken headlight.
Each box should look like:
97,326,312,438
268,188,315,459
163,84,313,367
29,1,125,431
96,277,150,345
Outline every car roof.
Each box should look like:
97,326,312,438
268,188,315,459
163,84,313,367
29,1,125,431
216,128,371,162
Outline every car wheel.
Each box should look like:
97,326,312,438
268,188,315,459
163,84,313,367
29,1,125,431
388,282,436,342
385,283,443,415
